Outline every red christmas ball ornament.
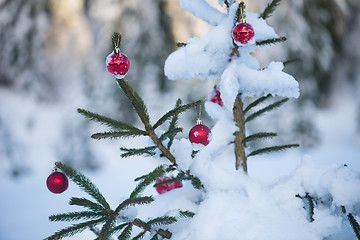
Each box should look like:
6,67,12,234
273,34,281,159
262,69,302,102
207,89,224,107
106,49,130,79
232,22,255,46
46,170,68,194
155,176,183,194
189,120,212,150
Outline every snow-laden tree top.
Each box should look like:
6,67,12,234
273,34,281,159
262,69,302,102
165,1,299,109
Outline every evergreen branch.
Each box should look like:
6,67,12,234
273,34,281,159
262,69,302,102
179,210,195,218
118,223,133,240
256,37,287,46
77,108,140,132
153,174,185,188
245,98,289,123
243,132,277,143
49,211,104,222
133,218,151,231
283,58,301,66
120,146,157,158
159,128,183,142
248,144,300,157
112,32,122,49
99,215,116,240
176,42,187,47
244,94,271,113
69,197,107,213
305,193,315,222
348,213,360,240
131,166,165,198
134,165,165,182
131,230,146,240
155,229,172,239
92,130,147,140
150,234,159,240
167,99,182,149
147,216,177,227
55,162,111,210
191,176,203,189
260,0,282,19
116,196,154,211
45,217,106,240
116,79,150,126
233,3,241,25
153,100,202,129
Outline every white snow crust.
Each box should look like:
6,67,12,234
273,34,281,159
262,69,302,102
180,0,225,26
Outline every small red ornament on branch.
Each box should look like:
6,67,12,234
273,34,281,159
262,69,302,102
207,88,224,107
46,169,68,194
232,2,255,46
189,119,212,150
106,33,130,79
155,176,183,194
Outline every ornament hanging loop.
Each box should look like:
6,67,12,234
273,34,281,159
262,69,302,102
112,32,122,54
239,1,246,23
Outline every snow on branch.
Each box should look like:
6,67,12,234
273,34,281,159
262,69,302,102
180,0,225,26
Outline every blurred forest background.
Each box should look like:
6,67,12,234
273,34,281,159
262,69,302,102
1,0,360,177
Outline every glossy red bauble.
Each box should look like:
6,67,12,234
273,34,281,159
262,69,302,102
46,171,69,194
106,50,130,79
155,176,183,194
232,22,255,46
189,122,212,150
207,89,224,107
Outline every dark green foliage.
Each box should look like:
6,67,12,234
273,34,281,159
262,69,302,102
147,216,177,227
243,132,277,143
69,197,107,212
120,146,157,158
245,98,289,123
55,162,110,210
77,109,141,132
244,94,271,113
179,210,195,218
159,128,183,142
176,42,187,47
153,100,202,129
132,230,146,240
166,99,182,149
46,218,107,240
191,176,203,189
248,144,299,157
49,211,103,222
116,79,150,126
130,166,166,198
348,213,360,240
260,0,282,19
91,131,147,140
304,194,315,222
256,37,287,46
118,223,133,240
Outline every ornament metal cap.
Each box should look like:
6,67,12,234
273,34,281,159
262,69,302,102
196,119,202,125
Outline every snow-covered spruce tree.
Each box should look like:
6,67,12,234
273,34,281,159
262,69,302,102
46,1,360,239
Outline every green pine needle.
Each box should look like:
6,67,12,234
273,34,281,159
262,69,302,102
179,210,195,218
147,216,177,227
260,0,282,19
244,94,271,113
159,128,183,142
77,108,140,132
243,132,277,143
191,176,203,189
116,79,150,126
132,230,147,240
167,99,182,149
305,193,315,222
49,211,104,222
91,130,147,140
348,213,360,240
133,218,151,231
55,162,111,210
118,223,133,240
150,234,159,240
45,217,106,240
117,196,154,211
153,100,203,129
155,229,172,239
245,98,288,123
256,37,287,46
120,146,157,158
131,166,165,198
69,197,106,212
248,144,300,157
112,32,122,49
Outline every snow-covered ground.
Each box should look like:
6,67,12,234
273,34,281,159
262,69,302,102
0,89,359,240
